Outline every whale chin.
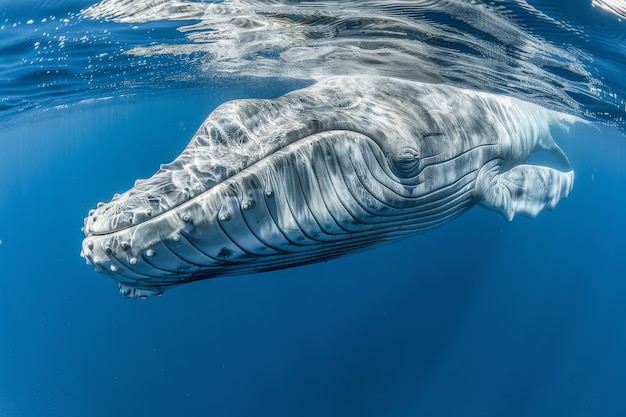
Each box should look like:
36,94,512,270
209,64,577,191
81,76,574,298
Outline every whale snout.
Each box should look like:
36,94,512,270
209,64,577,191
80,192,194,297
83,153,221,237
83,196,152,236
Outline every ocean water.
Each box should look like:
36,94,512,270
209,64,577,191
1,1,626,416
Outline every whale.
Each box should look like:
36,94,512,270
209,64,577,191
81,76,575,298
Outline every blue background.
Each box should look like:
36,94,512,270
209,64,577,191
1,0,626,415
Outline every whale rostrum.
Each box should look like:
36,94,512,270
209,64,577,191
81,76,575,298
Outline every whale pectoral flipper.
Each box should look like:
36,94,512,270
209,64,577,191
476,161,574,221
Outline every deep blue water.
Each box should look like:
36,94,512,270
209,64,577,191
1,1,626,416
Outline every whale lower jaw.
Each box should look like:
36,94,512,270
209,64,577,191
81,130,476,298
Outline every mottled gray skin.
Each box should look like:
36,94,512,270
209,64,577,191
81,76,574,298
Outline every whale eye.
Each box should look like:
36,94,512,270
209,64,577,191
398,146,419,161
392,146,420,178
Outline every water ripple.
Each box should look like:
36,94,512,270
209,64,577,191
1,0,625,130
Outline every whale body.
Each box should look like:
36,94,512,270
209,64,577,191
81,76,574,298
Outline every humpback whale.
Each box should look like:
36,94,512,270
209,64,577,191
81,76,575,298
